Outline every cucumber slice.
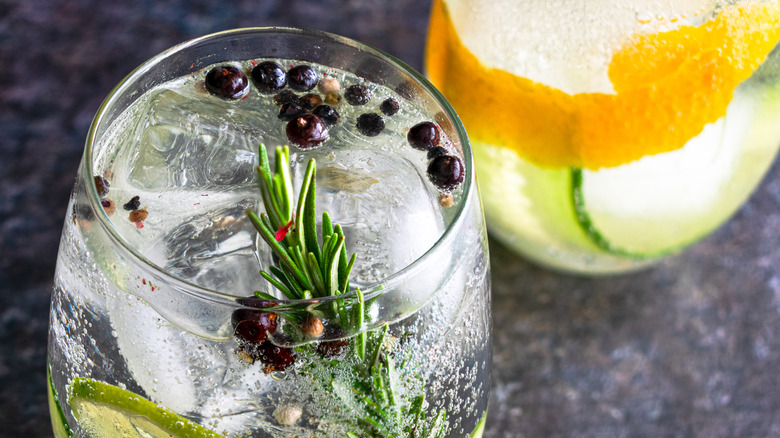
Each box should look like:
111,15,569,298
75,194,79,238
68,378,223,438
475,84,780,273
573,87,779,256
473,140,646,273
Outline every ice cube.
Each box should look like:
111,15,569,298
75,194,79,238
147,199,268,296
306,149,446,285
195,358,272,436
108,288,280,434
127,89,269,191
107,290,223,413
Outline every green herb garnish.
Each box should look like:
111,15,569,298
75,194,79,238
247,144,447,437
246,144,363,345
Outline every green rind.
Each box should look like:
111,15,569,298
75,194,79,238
48,368,72,438
569,81,780,260
468,410,488,438
570,168,680,260
473,140,648,274
473,69,780,273
68,378,224,438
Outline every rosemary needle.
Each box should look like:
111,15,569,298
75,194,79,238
247,143,446,437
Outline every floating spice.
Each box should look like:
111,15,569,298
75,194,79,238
123,196,140,211
204,65,249,100
356,113,384,137
344,84,371,105
94,176,110,197
100,199,116,216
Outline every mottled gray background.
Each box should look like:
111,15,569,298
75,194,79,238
2,1,780,437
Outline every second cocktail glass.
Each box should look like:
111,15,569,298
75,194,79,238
427,0,780,274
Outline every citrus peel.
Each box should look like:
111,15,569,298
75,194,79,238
426,0,780,169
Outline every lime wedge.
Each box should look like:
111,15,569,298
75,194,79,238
48,368,72,438
572,86,780,256
469,410,488,438
68,378,224,438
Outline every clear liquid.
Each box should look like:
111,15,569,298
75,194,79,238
98,60,465,293
49,58,490,437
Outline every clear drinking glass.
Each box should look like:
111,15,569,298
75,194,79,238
426,0,780,274
47,28,490,438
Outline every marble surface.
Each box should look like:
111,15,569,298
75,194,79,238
2,1,780,436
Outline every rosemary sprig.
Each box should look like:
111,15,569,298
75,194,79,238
248,143,375,352
247,144,446,437
248,144,357,309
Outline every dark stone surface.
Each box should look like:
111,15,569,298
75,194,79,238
2,1,780,437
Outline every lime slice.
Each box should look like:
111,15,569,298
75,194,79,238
68,378,224,438
572,86,780,256
469,410,488,438
48,368,72,438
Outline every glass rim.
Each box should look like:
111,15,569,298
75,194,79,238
83,26,475,308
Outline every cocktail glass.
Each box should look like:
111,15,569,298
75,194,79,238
48,28,490,437
426,0,780,274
